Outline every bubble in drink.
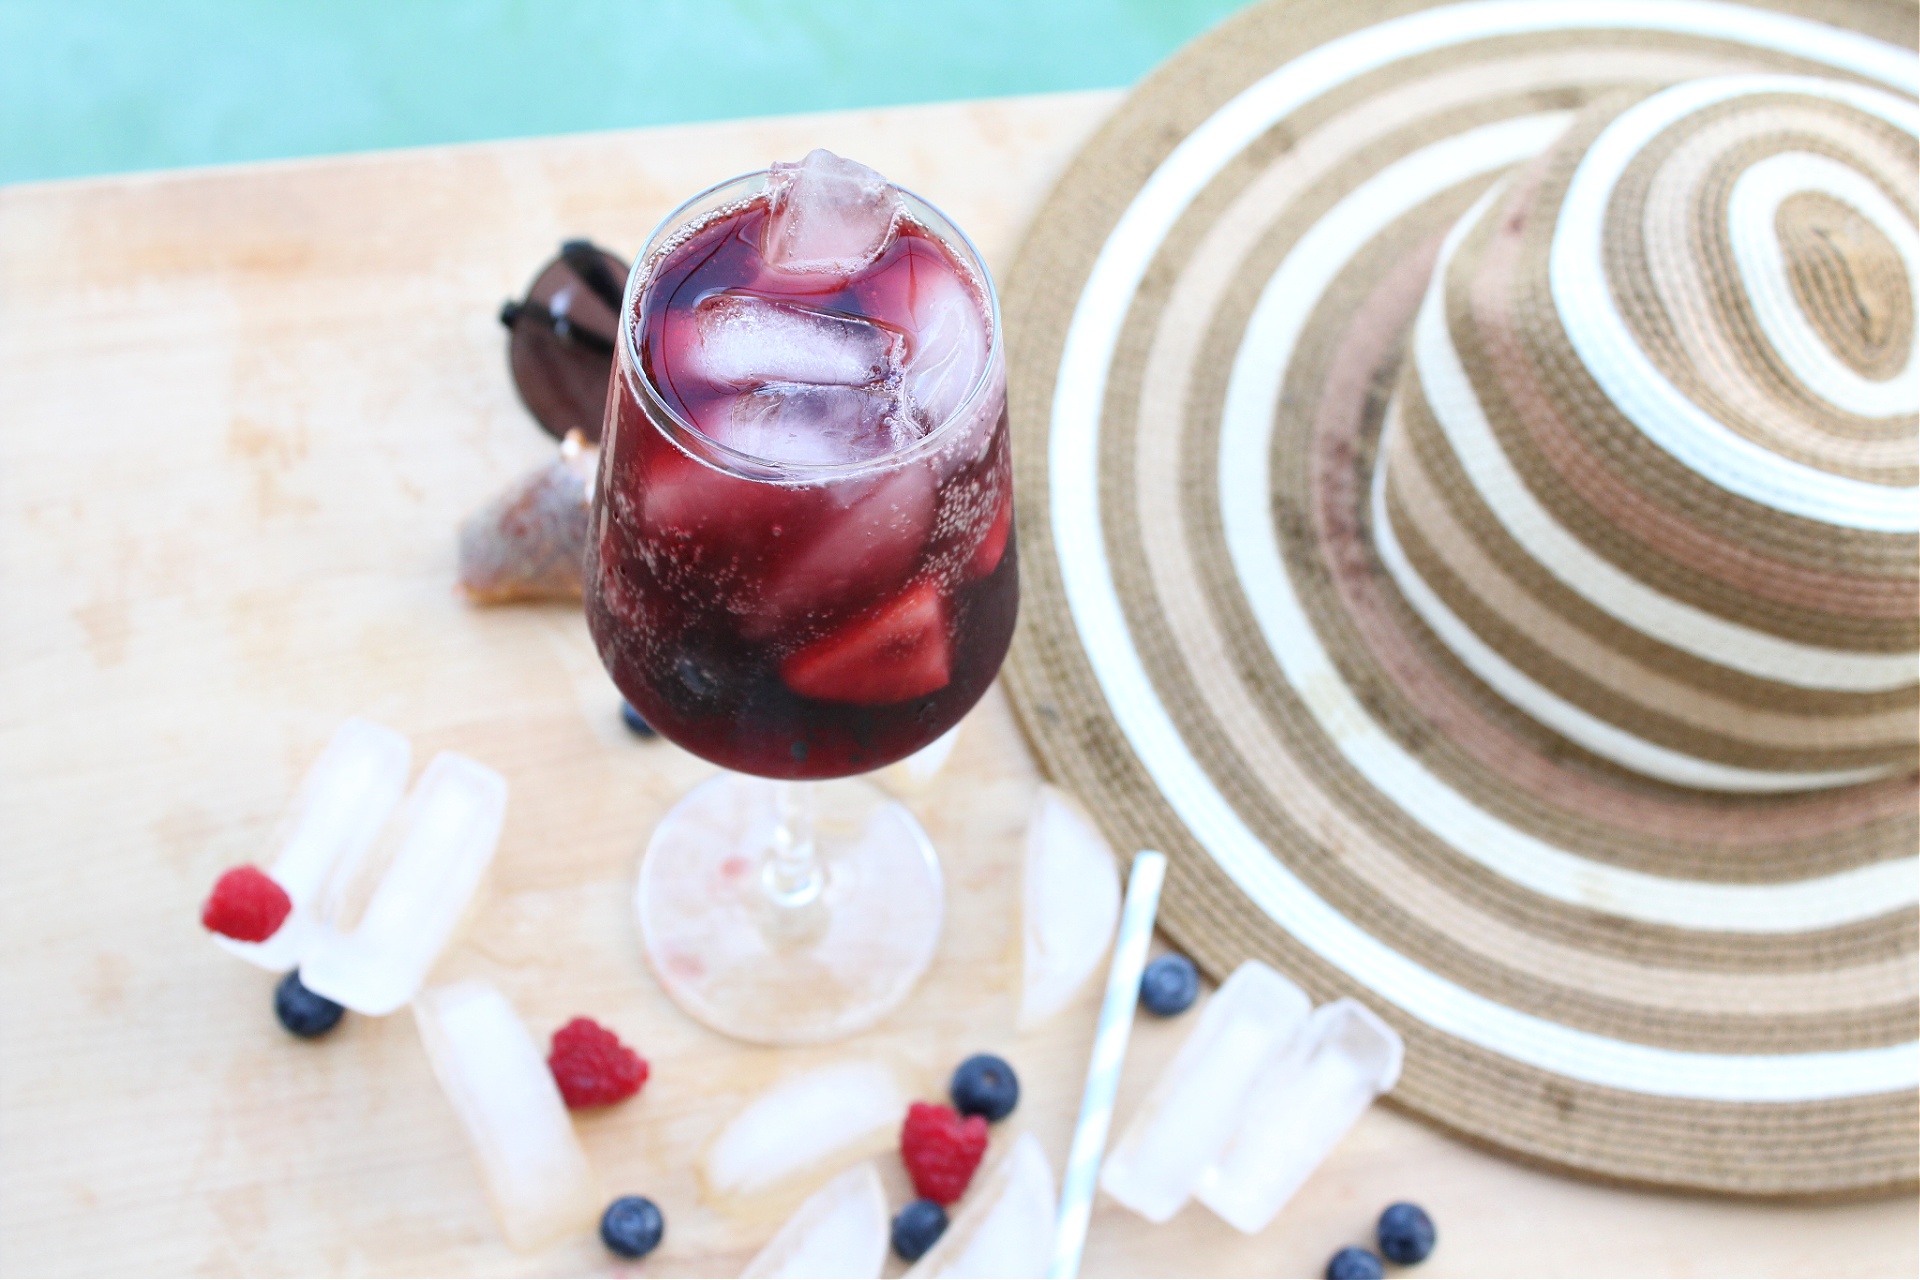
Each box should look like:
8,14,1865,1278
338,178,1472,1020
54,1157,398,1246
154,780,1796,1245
763,149,904,277
691,292,905,391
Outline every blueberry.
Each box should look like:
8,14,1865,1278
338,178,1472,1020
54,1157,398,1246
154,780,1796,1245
620,701,657,738
274,971,344,1039
600,1195,664,1258
1139,954,1200,1016
950,1053,1020,1122
1326,1246,1384,1280
891,1198,948,1261
1377,1201,1436,1265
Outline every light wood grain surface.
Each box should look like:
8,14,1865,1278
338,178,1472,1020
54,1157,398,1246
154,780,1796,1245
1,91,1914,1279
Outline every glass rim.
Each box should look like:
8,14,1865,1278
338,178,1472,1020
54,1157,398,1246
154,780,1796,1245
616,168,1006,482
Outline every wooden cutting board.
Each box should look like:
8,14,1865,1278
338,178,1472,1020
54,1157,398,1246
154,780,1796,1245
1,91,1912,1278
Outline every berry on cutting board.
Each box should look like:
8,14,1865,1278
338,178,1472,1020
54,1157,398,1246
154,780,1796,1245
1139,953,1200,1016
274,971,345,1038
1326,1245,1385,1280
200,865,293,943
950,1053,1020,1123
548,1017,649,1108
890,1197,949,1262
1378,1201,1436,1265
600,1195,664,1258
900,1102,988,1205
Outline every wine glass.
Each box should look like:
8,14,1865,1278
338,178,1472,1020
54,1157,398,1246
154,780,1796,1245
584,168,1016,1043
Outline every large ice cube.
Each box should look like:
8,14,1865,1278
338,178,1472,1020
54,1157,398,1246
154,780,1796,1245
692,292,904,391
300,752,508,1015
702,1060,906,1201
905,1132,1056,1279
1195,998,1403,1233
1099,961,1312,1223
900,266,990,430
1017,787,1121,1029
715,384,904,467
216,718,411,972
763,150,902,277
740,1160,889,1279
413,981,600,1251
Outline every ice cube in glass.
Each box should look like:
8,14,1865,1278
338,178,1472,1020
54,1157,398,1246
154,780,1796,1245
691,293,904,392
899,266,989,430
763,150,902,277
718,383,902,466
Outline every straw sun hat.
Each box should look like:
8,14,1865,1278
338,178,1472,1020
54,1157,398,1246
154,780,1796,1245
1001,0,1917,1193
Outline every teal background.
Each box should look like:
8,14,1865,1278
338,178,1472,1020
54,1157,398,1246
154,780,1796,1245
0,0,1256,187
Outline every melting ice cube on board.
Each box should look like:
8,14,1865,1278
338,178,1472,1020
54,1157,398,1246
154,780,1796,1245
692,293,905,392
1018,787,1121,1029
1099,961,1312,1223
740,1160,889,1279
413,981,600,1251
300,753,508,1015
763,150,903,277
216,718,411,973
904,1132,1057,1279
702,1060,907,1201
1195,998,1404,1233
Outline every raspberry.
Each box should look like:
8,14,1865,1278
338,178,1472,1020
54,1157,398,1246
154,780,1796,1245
900,1102,988,1205
548,1017,648,1108
200,865,292,942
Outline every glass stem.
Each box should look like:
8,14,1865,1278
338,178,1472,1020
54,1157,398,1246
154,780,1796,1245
762,779,824,907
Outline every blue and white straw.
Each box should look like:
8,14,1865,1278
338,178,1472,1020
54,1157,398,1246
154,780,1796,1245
1050,849,1167,1279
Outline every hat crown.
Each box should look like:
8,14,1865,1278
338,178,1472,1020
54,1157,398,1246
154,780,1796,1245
1378,76,1917,793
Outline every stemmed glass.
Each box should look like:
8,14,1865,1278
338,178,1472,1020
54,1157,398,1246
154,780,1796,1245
583,169,1017,1043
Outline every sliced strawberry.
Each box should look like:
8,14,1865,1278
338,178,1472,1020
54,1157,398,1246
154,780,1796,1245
968,485,1013,579
780,580,952,706
750,464,935,637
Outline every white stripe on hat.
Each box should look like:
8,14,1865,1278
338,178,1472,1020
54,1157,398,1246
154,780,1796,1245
1414,179,1919,693
1727,149,1920,421
1550,75,1920,531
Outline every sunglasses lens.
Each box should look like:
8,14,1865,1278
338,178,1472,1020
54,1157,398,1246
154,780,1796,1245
504,242,628,442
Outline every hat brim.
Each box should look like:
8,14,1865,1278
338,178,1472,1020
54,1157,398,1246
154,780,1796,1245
1002,0,1919,1194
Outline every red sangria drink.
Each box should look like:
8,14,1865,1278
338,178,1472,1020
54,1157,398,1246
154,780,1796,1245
585,152,1015,1043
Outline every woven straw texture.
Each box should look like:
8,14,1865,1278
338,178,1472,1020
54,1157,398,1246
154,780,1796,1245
1001,0,1919,1195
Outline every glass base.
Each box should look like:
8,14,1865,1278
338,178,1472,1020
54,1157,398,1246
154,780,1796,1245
635,772,944,1043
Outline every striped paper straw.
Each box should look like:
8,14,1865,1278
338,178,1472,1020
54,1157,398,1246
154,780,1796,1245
1050,849,1168,1279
